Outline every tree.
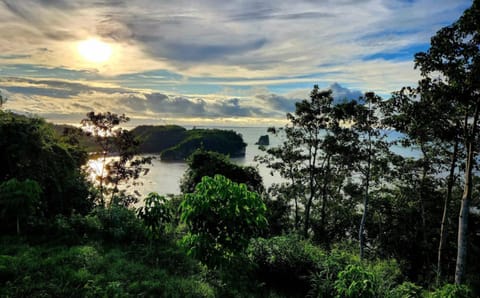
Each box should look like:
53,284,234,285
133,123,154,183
0,178,41,234
259,86,335,239
0,112,92,217
256,126,305,232
180,175,267,267
137,192,172,240
81,111,152,207
381,84,463,281
339,92,388,260
413,0,480,284
259,85,374,242
180,149,264,194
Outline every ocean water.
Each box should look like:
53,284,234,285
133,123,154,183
100,126,418,198
134,126,283,196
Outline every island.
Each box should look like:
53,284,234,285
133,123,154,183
152,127,246,161
255,135,270,146
52,124,247,161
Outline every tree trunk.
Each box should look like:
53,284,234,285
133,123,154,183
290,169,300,231
455,105,479,284
303,193,313,239
419,145,429,248
437,138,458,283
16,216,20,235
455,141,473,284
319,156,331,241
359,141,372,260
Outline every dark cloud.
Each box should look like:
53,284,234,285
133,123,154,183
0,77,134,98
255,93,297,112
2,76,365,121
230,10,334,22
145,93,206,116
142,38,268,62
213,98,255,117
329,83,363,104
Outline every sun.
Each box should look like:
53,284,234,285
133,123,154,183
77,38,112,63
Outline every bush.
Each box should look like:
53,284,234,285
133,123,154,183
137,192,172,240
0,240,215,297
389,281,423,298
180,175,267,268
248,235,324,296
334,264,377,298
92,206,146,243
426,283,472,298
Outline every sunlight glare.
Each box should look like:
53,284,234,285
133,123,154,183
77,38,112,63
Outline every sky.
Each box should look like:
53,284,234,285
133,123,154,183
0,0,472,127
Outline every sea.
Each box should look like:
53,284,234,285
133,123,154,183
133,126,284,197
89,126,419,199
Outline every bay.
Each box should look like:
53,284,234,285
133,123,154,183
100,126,418,198
134,126,283,196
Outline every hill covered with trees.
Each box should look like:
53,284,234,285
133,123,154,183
131,125,246,160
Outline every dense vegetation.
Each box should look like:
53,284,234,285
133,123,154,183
1,2,480,297
132,125,247,160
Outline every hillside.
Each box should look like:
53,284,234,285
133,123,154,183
52,124,247,161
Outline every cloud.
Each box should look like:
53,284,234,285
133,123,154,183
0,0,471,81
0,0,473,124
0,76,304,123
0,75,385,126
329,83,363,103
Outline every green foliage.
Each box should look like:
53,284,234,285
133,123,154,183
334,265,376,298
181,149,264,194
131,124,187,153
426,283,472,298
248,235,325,296
0,239,214,297
0,178,42,234
137,192,172,239
91,206,146,243
0,112,92,218
180,175,267,267
161,128,246,160
389,281,423,298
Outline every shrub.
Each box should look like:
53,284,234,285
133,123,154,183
0,178,42,235
389,281,423,298
92,206,146,243
248,235,324,296
137,192,172,239
334,264,376,298
180,175,267,268
426,283,472,298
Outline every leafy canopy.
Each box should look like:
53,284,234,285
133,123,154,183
180,175,267,267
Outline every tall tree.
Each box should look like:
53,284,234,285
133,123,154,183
263,85,333,238
0,112,92,217
350,92,387,259
258,85,365,240
381,84,462,278
82,112,151,207
414,0,480,284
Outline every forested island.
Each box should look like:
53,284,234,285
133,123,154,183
132,125,246,160
54,124,247,161
1,2,480,297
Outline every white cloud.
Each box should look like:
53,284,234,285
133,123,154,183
0,0,472,121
